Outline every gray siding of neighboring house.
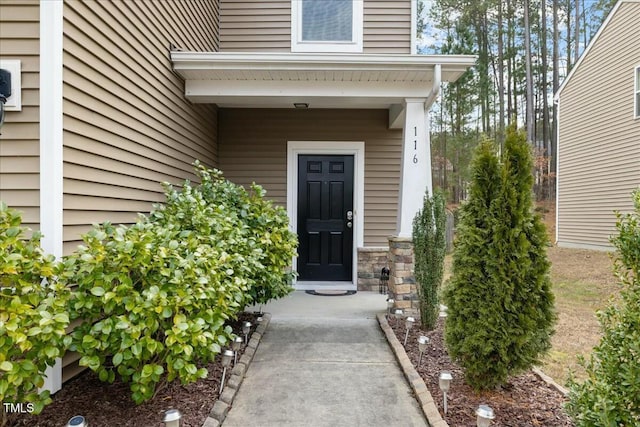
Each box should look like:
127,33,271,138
60,0,219,382
0,0,40,230
557,1,640,249
218,108,402,247
62,0,219,256
219,0,411,54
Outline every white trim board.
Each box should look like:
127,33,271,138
287,141,365,291
39,0,64,395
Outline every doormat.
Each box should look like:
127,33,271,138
305,290,357,297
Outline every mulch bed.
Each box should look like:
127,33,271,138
389,316,575,427
7,312,260,427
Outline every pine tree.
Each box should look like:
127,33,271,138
444,127,556,390
443,139,502,387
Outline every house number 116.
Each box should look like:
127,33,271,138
413,126,418,164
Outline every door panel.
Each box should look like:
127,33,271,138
298,155,354,281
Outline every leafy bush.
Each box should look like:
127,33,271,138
64,164,297,404
0,203,71,425
566,189,640,426
187,163,297,306
413,189,447,330
444,128,556,390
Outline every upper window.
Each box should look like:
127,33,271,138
291,0,363,53
635,66,640,119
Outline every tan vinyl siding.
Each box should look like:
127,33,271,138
364,0,411,54
61,0,219,258
0,0,39,229
219,0,290,52
557,2,640,249
219,0,411,53
218,108,401,247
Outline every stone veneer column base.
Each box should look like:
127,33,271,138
357,247,389,291
388,236,419,317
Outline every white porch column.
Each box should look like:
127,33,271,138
396,98,433,238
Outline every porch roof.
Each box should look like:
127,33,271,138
170,52,476,109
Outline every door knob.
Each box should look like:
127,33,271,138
346,221,352,228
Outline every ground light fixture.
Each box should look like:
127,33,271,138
242,321,252,344
219,349,234,395
439,304,448,318
403,316,415,346
439,371,453,414
66,415,87,427
386,298,395,316
418,335,429,365
257,316,263,324
232,336,243,366
163,409,182,427
393,309,403,322
476,404,495,427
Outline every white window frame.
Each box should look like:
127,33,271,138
291,0,364,53
635,65,640,119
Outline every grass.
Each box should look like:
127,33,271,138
542,246,620,385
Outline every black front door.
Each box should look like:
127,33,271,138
297,155,354,281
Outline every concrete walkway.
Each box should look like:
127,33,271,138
222,291,427,427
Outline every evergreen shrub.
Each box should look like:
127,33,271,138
64,164,297,403
566,189,640,426
443,128,556,390
0,203,71,424
413,189,447,330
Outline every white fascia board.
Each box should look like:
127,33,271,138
185,79,432,99
555,0,638,100
171,52,476,78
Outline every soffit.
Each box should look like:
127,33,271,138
171,52,476,108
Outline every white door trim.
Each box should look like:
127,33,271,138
287,141,365,290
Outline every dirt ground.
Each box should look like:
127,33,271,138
391,317,573,426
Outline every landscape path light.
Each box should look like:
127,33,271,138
66,415,87,427
403,316,415,346
418,335,429,365
439,304,448,318
393,309,403,323
242,321,252,344
231,336,243,366
163,409,182,427
386,298,395,316
439,371,453,414
476,404,495,427
219,349,234,395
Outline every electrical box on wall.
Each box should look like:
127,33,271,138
0,60,22,111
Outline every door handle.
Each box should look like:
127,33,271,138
346,210,353,220
346,221,352,228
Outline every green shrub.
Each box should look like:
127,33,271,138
566,189,640,426
413,189,447,330
189,163,297,306
444,128,555,390
0,203,71,425
64,164,297,404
